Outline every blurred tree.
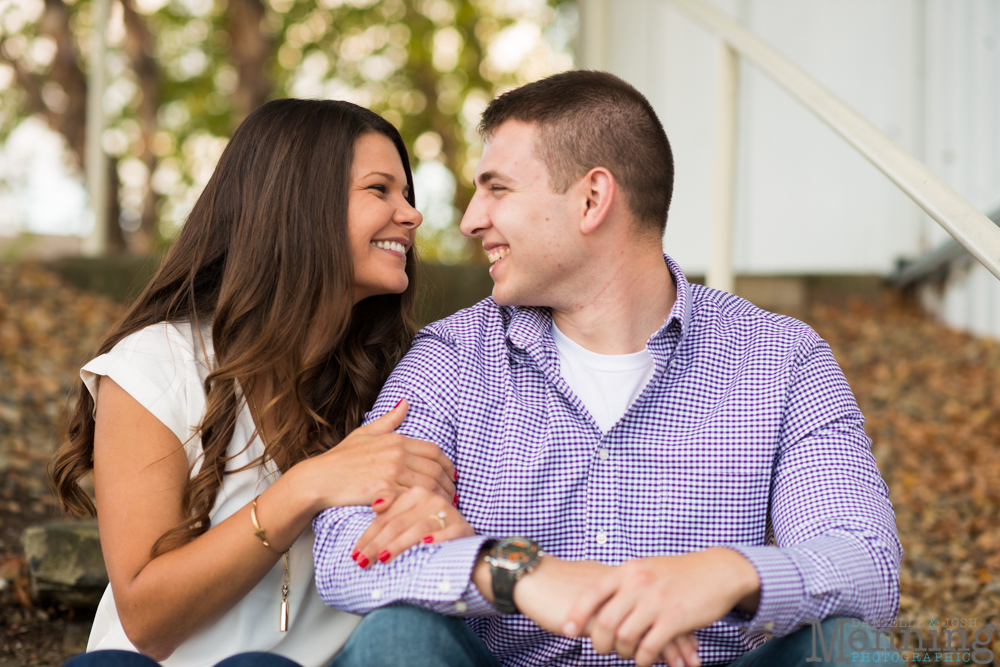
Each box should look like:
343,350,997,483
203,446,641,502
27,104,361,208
0,0,576,259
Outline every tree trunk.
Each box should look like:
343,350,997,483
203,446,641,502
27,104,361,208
226,0,274,123
122,0,162,253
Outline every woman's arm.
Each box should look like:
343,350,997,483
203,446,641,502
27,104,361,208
94,380,454,660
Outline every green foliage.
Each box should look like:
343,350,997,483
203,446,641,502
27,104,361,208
0,0,578,260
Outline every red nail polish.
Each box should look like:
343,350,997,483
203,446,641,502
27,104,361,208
378,550,391,563
453,493,459,506
454,470,458,482
422,535,434,544
373,498,385,506
357,555,369,568
393,398,404,409
351,549,359,560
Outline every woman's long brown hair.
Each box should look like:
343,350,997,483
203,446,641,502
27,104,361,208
50,99,418,556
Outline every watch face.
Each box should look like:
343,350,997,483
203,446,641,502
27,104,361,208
492,537,541,570
507,551,533,565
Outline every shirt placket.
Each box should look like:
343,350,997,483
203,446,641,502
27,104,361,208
524,335,623,563
588,425,620,563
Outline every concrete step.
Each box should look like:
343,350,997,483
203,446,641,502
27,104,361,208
22,520,107,608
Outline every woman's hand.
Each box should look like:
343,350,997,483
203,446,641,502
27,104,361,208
350,485,475,568
290,399,456,516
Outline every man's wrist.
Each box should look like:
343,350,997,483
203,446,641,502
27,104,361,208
472,538,552,612
713,547,761,615
472,542,495,602
510,554,551,611
483,537,545,613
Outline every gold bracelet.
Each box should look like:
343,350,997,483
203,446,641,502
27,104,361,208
250,495,280,551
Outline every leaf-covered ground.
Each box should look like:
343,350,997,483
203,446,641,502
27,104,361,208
803,293,1000,664
0,263,121,666
0,263,998,665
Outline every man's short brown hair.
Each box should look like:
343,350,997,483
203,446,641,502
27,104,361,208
479,70,674,235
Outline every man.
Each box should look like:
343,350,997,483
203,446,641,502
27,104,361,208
314,70,901,667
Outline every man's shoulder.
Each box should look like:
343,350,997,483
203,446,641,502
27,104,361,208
414,296,509,349
687,283,819,344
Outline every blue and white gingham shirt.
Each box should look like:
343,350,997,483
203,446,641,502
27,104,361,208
313,255,901,666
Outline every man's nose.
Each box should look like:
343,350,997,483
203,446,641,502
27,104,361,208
459,191,489,238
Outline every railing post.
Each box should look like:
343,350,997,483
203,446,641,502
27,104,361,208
707,41,739,294
82,0,111,256
580,0,609,70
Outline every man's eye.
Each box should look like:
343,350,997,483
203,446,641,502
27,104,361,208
490,185,506,192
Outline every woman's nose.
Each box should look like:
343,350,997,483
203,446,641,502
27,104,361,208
395,201,423,228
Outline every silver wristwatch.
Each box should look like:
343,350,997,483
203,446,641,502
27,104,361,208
484,537,544,614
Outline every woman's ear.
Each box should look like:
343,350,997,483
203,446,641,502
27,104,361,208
579,167,615,235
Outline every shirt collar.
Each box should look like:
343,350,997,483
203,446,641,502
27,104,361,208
504,253,692,353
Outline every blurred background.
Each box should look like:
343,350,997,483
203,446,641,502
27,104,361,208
1,0,1000,665
0,0,576,264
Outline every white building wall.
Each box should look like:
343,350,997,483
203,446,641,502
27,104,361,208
915,1,1000,340
580,0,1000,282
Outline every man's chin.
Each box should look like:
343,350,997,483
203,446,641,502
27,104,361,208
491,290,516,307
491,284,519,307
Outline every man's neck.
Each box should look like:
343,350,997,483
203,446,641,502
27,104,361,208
550,248,676,355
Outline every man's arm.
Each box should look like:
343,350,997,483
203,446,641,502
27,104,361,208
639,336,899,639
312,333,497,617
558,334,900,665
313,504,496,615
724,335,901,636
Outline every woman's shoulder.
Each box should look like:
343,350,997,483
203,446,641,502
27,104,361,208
108,320,214,370
81,320,214,412
80,321,215,449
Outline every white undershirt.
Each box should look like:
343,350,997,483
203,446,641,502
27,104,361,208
551,322,657,433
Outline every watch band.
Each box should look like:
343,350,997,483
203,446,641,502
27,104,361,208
486,537,543,614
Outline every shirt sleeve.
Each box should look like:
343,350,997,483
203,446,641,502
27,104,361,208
80,322,208,475
722,334,901,636
312,332,499,617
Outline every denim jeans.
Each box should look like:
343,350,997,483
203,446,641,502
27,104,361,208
64,614,895,666
730,617,899,666
331,605,501,667
63,651,303,667
333,609,897,667
62,607,498,667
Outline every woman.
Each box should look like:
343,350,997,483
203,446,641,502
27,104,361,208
50,99,472,666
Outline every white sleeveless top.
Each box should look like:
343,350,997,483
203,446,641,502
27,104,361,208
81,321,360,667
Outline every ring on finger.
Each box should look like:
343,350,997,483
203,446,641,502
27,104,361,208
430,510,446,530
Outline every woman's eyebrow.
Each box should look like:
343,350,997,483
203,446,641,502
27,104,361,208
362,171,396,181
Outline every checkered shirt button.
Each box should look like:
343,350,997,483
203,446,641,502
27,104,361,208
454,601,468,613
370,589,382,600
438,580,452,593
598,448,609,460
595,531,608,545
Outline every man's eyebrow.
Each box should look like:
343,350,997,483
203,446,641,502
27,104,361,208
477,170,506,186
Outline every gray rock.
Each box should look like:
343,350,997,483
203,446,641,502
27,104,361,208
22,520,107,608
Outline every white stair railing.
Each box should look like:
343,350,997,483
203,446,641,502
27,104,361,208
653,0,1000,293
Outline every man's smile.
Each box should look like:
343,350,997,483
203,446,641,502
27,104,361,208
486,245,510,273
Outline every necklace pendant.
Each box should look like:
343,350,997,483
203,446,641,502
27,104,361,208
280,599,288,632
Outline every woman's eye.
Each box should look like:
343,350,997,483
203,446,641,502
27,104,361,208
369,184,388,194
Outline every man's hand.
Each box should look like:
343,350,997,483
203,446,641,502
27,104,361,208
563,548,760,667
512,557,610,634
498,556,702,667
